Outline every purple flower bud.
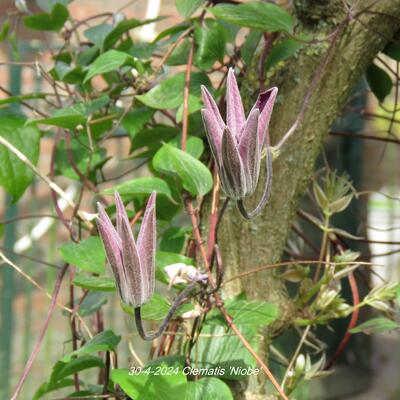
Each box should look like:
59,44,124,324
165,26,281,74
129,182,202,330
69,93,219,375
96,192,156,307
201,68,278,218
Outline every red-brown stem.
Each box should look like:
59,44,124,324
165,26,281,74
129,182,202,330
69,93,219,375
224,259,373,285
184,197,288,400
159,109,179,127
155,28,192,74
130,209,144,227
102,351,111,395
157,328,169,357
159,322,179,356
11,264,69,400
325,271,360,369
0,85,48,117
330,130,400,146
181,39,195,151
69,268,80,392
96,309,105,384
259,33,278,91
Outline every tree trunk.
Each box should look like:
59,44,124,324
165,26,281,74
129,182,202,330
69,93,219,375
217,0,400,395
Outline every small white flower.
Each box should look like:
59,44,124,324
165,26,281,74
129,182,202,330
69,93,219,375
131,68,139,78
164,263,207,286
181,305,202,320
115,100,124,108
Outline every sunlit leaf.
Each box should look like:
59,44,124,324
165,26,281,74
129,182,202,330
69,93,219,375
62,330,121,362
59,236,106,274
0,114,40,201
209,3,293,33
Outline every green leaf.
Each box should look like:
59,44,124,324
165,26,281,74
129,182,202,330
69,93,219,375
50,356,105,382
208,299,278,328
176,95,203,123
84,23,113,48
218,20,240,44
195,20,226,70
0,21,10,42
140,293,172,320
77,291,108,317
350,317,400,334
0,114,40,201
24,3,69,32
129,125,178,157
73,275,116,292
102,177,173,200
186,378,233,400
166,39,192,66
77,45,99,66
191,323,259,380
366,63,392,102
33,378,75,400
122,107,155,139
209,3,293,33
59,236,106,274
111,367,187,400
62,330,121,362
130,42,157,59
383,30,400,61
30,108,85,129
241,30,262,66
176,0,205,18
28,95,110,128
0,93,46,106
265,38,303,71
160,226,191,253
122,291,193,321
154,22,191,42
171,136,204,158
136,72,210,109
104,17,164,49
153,143,212,196
84,50,133,83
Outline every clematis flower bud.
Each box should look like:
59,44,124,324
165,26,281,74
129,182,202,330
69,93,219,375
201,68,278,219
96,191,156,308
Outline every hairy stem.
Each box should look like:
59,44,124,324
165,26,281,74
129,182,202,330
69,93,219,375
134,281,198,341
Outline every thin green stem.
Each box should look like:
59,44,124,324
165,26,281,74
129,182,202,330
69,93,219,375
313,213,331,283
281,326,311,390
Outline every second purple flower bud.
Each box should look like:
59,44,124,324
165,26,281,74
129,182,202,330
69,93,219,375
201,68,278,219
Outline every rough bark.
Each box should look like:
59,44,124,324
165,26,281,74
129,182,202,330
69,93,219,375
217,1,400,393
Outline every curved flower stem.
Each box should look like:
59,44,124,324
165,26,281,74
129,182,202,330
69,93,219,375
237,146,273,219
134,281,198,341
